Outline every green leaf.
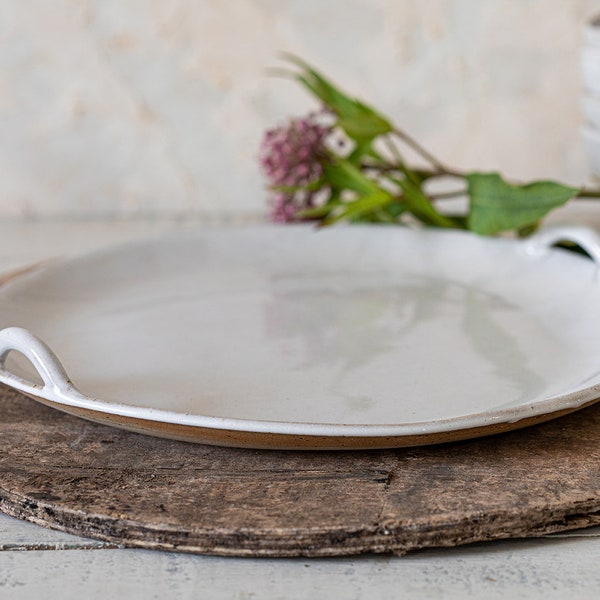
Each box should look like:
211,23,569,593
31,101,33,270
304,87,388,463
323,160,379,195
297,200,341,219
323,190,392,225
385,200,406,219
392,175,460,229
338,113,391,142
282,54,392,142
467,173,578,235
347,141,374,165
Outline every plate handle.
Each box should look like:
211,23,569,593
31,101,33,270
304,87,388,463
0,327,77,398
524,226,600,265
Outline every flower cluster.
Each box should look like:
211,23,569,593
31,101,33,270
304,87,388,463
259,114,331,222
259,56,594,234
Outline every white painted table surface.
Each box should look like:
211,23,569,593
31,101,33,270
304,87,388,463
2,215,600,599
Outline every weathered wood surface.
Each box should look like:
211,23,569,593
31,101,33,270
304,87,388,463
2,385,600,557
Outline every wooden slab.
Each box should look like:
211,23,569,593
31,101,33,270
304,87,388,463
1,386,600,557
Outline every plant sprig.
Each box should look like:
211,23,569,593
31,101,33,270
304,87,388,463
259,55,600,236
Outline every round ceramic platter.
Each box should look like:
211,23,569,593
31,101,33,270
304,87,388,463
1,225,600,450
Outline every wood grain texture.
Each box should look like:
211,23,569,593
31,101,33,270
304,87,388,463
2,386,600,557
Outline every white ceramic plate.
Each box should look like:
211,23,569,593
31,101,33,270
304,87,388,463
1,225,600,450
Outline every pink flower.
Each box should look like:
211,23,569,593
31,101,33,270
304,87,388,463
268,193,302,223
260,114,331,222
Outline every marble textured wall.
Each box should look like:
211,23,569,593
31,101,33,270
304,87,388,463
0,0,597,219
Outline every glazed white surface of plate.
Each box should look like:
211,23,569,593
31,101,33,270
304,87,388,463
0,225,600,449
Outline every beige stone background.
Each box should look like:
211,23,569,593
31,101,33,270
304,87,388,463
0,0,599,220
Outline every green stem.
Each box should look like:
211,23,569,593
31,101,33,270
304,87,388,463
360,160,469,182
429,189,468,200
383,134,405,166
360,161,402,174
576,188,600,198
392,127,465,177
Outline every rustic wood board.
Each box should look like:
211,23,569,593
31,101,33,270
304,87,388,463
1,385,600,557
